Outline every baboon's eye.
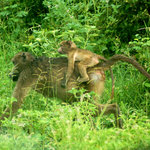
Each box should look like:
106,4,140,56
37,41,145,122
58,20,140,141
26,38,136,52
22,53,26,60
67,41,71,46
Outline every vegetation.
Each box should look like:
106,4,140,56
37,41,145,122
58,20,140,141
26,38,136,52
0,0,150,149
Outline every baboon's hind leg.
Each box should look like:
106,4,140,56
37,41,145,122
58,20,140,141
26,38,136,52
95,103,123,128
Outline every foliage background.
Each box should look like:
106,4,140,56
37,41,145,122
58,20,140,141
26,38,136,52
0,0,150,149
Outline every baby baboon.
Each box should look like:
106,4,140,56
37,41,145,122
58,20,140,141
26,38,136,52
58,41,107,87
0,52,122,128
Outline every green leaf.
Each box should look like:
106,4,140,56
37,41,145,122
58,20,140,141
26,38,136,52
10,4,18,9
144,83,150,88
17,11,28,17
0,11,10,16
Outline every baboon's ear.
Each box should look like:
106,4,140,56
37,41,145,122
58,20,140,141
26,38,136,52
21,52,26,60
67,41,73,45
69,41,76,48
66,41,71,44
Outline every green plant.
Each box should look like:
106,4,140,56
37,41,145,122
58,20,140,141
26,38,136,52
0,0,150,149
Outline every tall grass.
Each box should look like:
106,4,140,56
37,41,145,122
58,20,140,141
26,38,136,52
0,45,150,149
0,0,150,149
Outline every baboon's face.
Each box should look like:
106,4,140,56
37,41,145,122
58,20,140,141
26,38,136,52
9,66,19,81
58,41,77,54
9,52,35,81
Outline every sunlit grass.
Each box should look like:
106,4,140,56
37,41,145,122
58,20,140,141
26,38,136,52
0,49,150,149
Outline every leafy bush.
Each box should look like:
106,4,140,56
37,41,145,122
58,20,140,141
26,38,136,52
0,0,150,149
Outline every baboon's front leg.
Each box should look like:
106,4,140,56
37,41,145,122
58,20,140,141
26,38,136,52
62,57,74,88
0,78,34,121
95,103,123,128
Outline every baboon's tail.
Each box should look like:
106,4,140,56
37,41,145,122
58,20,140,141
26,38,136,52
100,54,150,80
97,55,107,61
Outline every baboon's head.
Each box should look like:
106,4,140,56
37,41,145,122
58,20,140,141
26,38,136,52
9,52,35,81
58,41,77,54
11,52,35,66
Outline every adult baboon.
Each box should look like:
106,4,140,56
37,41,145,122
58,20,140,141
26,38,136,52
0,52,121,127
1,52,150,128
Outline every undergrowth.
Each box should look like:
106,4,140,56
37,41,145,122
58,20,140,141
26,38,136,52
0,0,150,149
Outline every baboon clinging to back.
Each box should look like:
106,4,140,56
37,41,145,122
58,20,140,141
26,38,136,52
58,41,115,99
58,41,107,86
1,52,150,128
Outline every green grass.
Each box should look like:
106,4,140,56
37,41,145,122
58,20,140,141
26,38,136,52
0,48,150,149
0,0,150,147
0,131,42,150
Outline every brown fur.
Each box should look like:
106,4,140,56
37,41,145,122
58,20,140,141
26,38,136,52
58,41,107,86
0,52,122,128
97,54,150,80
58,41,115,100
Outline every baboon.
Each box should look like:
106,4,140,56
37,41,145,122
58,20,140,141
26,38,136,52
58,41,115,98
1,52,150,128
0,52,121,128
58,41,107,87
